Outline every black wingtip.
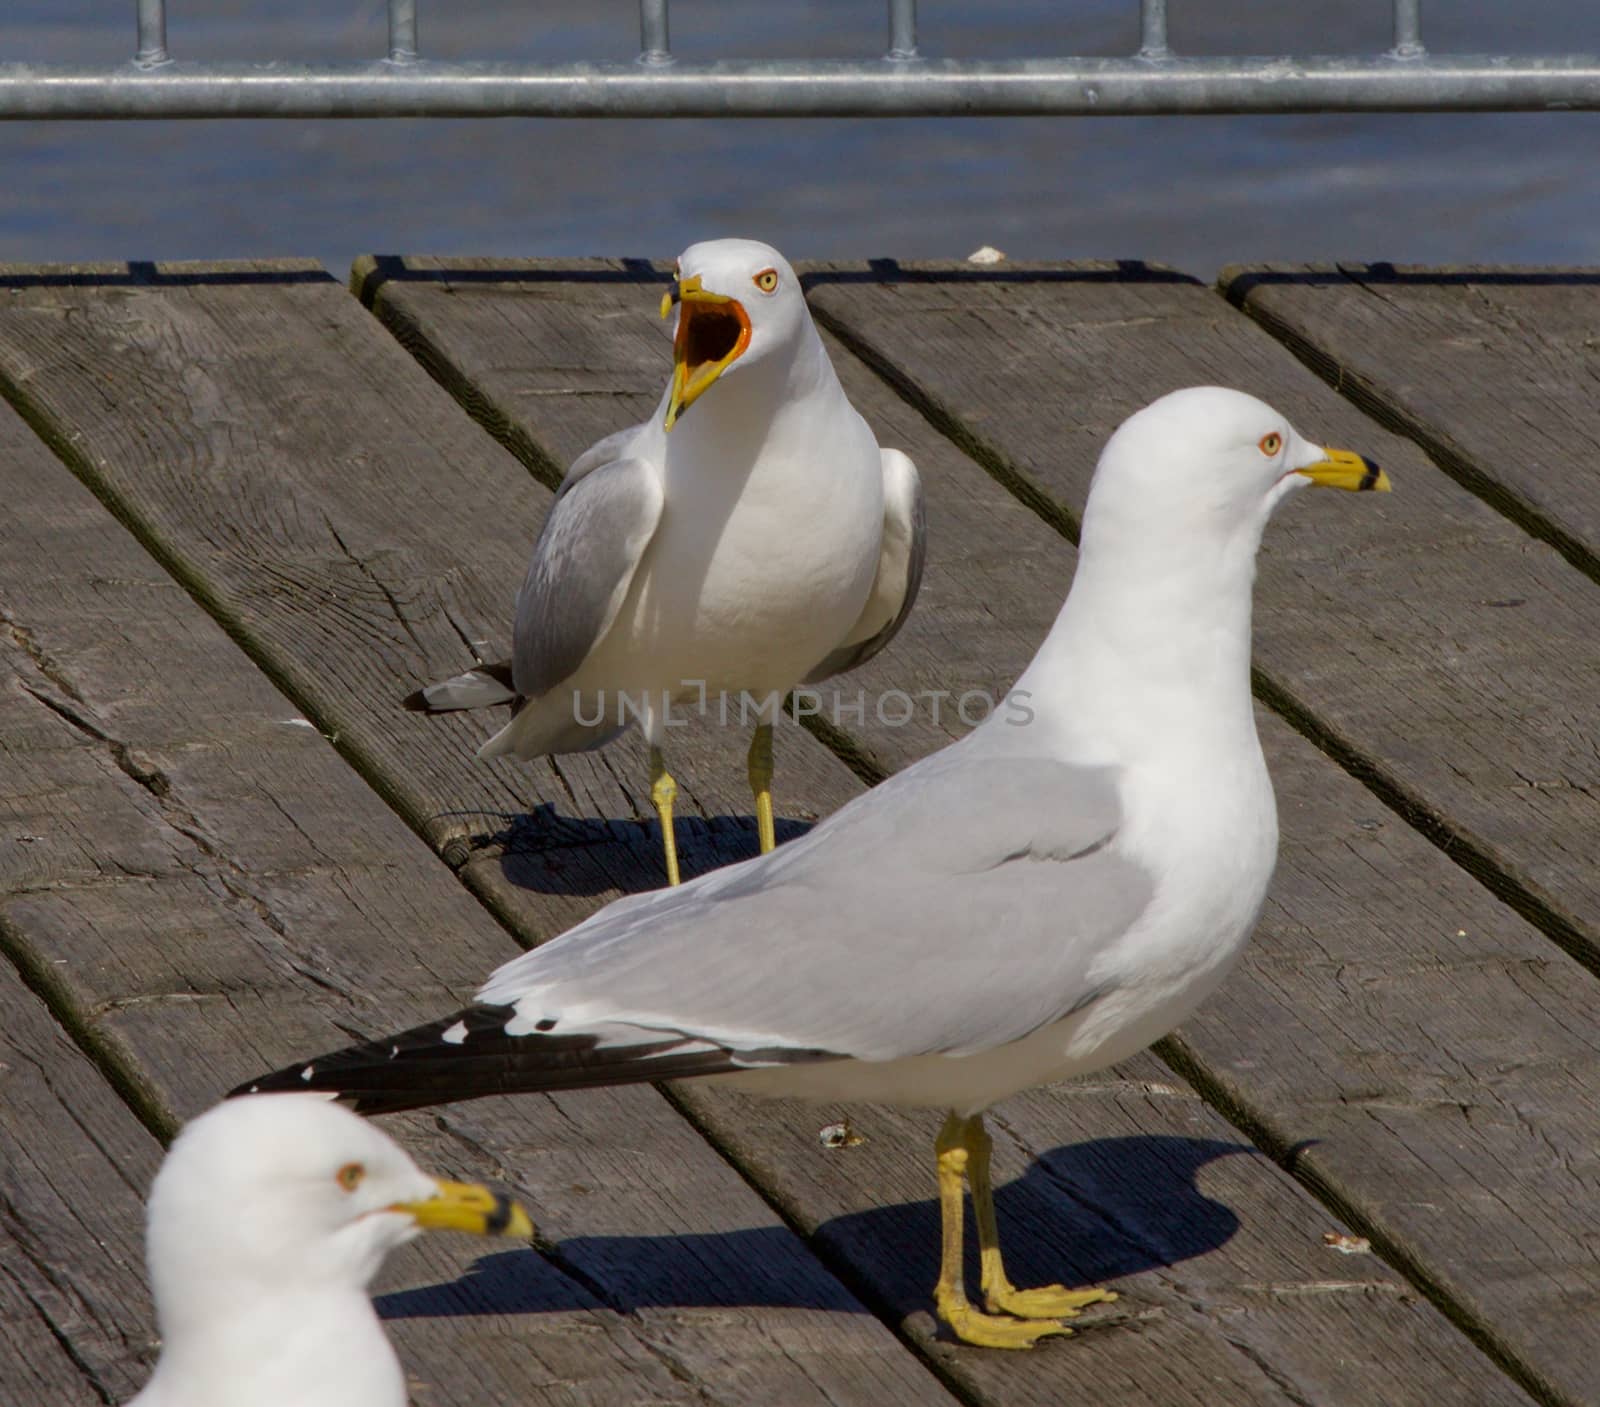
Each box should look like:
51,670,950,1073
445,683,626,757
401,686,431,712
227,1004,843,1120
225,1066,339,1101
226,1006,507,1110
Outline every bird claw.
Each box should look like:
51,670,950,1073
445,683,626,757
984,1283,1117,1319
939,1297,1074,1349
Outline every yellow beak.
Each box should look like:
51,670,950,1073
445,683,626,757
663,274,752,431
392,1178,534,1239
1296,446,1392,492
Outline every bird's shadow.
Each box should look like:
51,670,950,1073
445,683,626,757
468,802,815,899
375,1135,1246,1323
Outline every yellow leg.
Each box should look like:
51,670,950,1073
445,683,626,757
966,1116,1118,1319
933,1114,1072,1349
748,722,776,854
649,747,681,887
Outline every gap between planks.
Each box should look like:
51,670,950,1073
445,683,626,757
1220,265,1600,594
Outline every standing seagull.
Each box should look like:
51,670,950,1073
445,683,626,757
239,388,1388,1348
408,238,925,885
128,1095,530,1406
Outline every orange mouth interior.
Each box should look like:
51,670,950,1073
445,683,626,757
675,298,750,382
664,294,752,429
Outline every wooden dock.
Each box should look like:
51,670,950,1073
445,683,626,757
1,256,1596,1407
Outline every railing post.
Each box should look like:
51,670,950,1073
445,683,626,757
388,0,419,63
887,0,918,61
1392,0,1425,58
135,0,170,67
639,0,672,65
1139,0,1170,59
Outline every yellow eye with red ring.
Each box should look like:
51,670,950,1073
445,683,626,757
1258,432,1283,457
336,1162,366,1193
753,268,780,295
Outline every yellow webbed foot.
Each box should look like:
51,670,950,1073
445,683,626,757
937,1290,1073,1349
985,1283,1117,1319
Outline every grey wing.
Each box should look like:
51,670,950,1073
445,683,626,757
512,456,663,699
562,423,646,492
478,744,1153,1062
804,448,926,682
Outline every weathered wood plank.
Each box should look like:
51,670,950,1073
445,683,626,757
0,955,158,1406
1223,263,1600,583
1179,706,1600,1407
354,256,1545,1406
803,261,1600,978
0,365,951,1406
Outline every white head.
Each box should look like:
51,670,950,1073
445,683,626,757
1081,386,1389,565
1023,386,1390,744
659,238,812,429
143,1095,531,1339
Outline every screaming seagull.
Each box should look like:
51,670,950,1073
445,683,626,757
406,238,925,885
238,388,1389,1348
128,1095,530,1406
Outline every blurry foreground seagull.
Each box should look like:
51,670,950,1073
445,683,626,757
239,389,1388,1348
407,238,924,885
128,1095,531,1406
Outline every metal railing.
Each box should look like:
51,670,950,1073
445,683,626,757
3,0,1599,119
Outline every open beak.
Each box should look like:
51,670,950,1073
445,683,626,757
662,274,752,430
1296,446,1391,492
392,1178,534,1239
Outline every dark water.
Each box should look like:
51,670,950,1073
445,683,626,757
6,2,1600,278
